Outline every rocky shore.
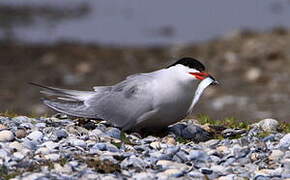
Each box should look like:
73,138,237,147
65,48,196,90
0,114,290,179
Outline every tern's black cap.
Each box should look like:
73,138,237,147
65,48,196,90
168,57,205,72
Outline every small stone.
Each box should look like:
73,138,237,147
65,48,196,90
211,165,229,175
121,156,149,169
181,124,212,142
269,150,284,161
141,136,157,143
245,67,262,82
35,147,51,154
44,153,61,161
222,128,246,138
13,152,25,160
8,141,23,151
188,150,209,162
188,171,205,178
159,169,184,177
35,123,46,128
250,152,260,161
0,124,7,130
15,129,27,138
41,141,59,150
27,131,43,141
279,134,290,150
282,159,290,170
255,168,282,177
216,145,229,154
70,139,86,148
0,130,14,142
162,136,176,145
156,160,188,171
89,128,105,138
200,168,213,175
11,116,30,123
133,172,155,180
258,118,279,132
106,128,121,139
168,123,187,137
262,134,276,142
217,174,236,180
91,143,119,152
0,149,9,159
54,129,68,140
150,142,161,150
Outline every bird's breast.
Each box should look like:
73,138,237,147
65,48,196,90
152,80,195,120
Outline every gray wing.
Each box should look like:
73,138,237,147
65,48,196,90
87,73,155,129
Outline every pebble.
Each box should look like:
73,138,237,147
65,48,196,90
121,155,149,169
181,124,212,142
106,128,121,139
158,168,184,178
0,124,7,130
257,118,279,132
90,142,119,152
13,152,25,160
70,139,86,148
245,67,262,82
54,129,68,140
0,130,14,141
222,128,246,138
156,160,188,171
133,172,155,180
150,141,161,149
15,129,27,138
8,141,24,151
27,131,43,141
188,150,209,161
44,153,61,161
279,133,290,149
269,150,284,161
162,136,176,145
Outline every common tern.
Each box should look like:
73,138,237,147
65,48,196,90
32,57,218,131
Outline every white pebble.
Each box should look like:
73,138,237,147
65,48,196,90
27,131,43,141
279,134,290,149
0,130,14,142
258,118,279,132
44,153,60,161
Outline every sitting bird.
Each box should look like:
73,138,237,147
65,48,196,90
32,57,218,131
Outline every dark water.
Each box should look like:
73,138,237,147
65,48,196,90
1,0,290,46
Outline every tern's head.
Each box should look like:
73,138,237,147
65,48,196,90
168,57,216,81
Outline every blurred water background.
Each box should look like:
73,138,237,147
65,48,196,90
1,0,290,45
0,0,290,122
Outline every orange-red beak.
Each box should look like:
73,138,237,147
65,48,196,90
189,72,209,80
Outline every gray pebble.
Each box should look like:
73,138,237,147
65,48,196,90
181,124,212,142
121,156,149,170
35,123,46,128
70,139,86,148
54,129,68,140
188,150,209,161
106,128,121,139
279,133,290,150
90,143,119,152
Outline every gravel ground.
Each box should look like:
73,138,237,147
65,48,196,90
0,115,290,179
